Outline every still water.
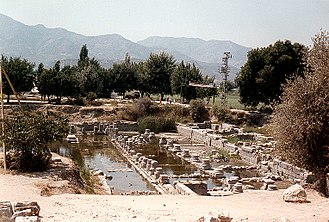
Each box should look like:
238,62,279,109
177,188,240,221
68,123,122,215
51,135,259,193
51,135,154,193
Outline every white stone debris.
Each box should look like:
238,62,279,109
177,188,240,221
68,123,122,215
283,184,307,202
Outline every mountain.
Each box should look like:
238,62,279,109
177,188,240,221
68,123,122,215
0,13,250,80
138,36,250,70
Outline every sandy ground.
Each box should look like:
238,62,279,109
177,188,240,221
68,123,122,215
1,173,329,222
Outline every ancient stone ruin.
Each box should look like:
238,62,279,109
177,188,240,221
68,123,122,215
0,201,41,222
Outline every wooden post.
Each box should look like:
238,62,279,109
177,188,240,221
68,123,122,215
0,63,6,170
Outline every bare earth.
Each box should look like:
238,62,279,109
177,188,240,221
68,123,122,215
1,173,328,222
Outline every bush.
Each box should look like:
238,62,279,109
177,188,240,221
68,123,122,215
88,100,103,106
138,116,176,133
74,96,85,106
7,151,51,172
1,110,69,172
123,98,153,120
212,105,229,123
272,31,329,195
86,92,97,102
189,99,209,123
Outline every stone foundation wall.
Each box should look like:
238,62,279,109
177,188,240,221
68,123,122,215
173,182,198,196
71,121,138,133
177,125,309,181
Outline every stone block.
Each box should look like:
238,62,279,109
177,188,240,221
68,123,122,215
15,216,40,222
0,201,13,219
283,184,307,202
12,201,40,217
267,184,278,191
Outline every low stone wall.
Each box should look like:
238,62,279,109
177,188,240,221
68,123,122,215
177,125,309,181
71,121,138,134
238,146,259,164
173,181,198,196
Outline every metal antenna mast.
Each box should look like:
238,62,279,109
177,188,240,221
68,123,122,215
219,51,232,103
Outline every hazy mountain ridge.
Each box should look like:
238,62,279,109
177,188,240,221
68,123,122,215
138,36,250,68
0,13,250,79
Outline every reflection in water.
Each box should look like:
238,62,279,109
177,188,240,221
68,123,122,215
51,135,260,192
50,135,153,193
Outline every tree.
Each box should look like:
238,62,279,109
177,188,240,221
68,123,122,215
0,109,69,171
1,56,35,102
271,31,329,195
144,52,176,100
37,62,80,103
78,44,89,68
135,61,149,98
97,69,113,98
58,65,80,100
76,44,102,96
236,40,306,107
171,61,203,102
111,54,137,97
77,57,103,96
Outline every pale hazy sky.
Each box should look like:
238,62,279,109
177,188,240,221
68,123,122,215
1,0,328,47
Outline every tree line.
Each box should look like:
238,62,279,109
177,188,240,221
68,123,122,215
1,44,217,104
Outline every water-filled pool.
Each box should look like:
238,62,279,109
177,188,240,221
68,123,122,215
51,135,260,193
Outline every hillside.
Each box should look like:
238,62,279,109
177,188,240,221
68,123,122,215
0,13,250,79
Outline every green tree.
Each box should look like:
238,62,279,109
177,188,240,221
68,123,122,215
1,56,35,102
77,57,103,96
144,52,176,100
58,65,80,100
1,109,69,171
171,61,203,102
36,63,44,80
37,68,52,101
37,62,80,103
236,40,306,107
78,44,89,68
111,54,137,97
135,61,150,98
271,31,329,195
97,69,113,98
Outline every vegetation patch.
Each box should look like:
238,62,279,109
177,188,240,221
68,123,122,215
137,116,176,134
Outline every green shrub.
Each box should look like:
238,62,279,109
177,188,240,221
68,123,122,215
189,99,209,122
156,104,191,123
74,96,85,106
86,92,97,102
123,98,153,120
138,116,176,133
1,110,69,172
212,105,229,123
88,100,103,106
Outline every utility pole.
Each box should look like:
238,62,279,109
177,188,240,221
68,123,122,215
219,51,232,104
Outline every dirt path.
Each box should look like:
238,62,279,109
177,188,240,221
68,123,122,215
1,173,328,222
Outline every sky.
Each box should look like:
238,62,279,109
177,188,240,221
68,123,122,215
0,0,329,48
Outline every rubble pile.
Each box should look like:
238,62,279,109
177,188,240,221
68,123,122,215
0,201,41,222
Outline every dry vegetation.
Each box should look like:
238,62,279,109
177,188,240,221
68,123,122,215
272,31,329,194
